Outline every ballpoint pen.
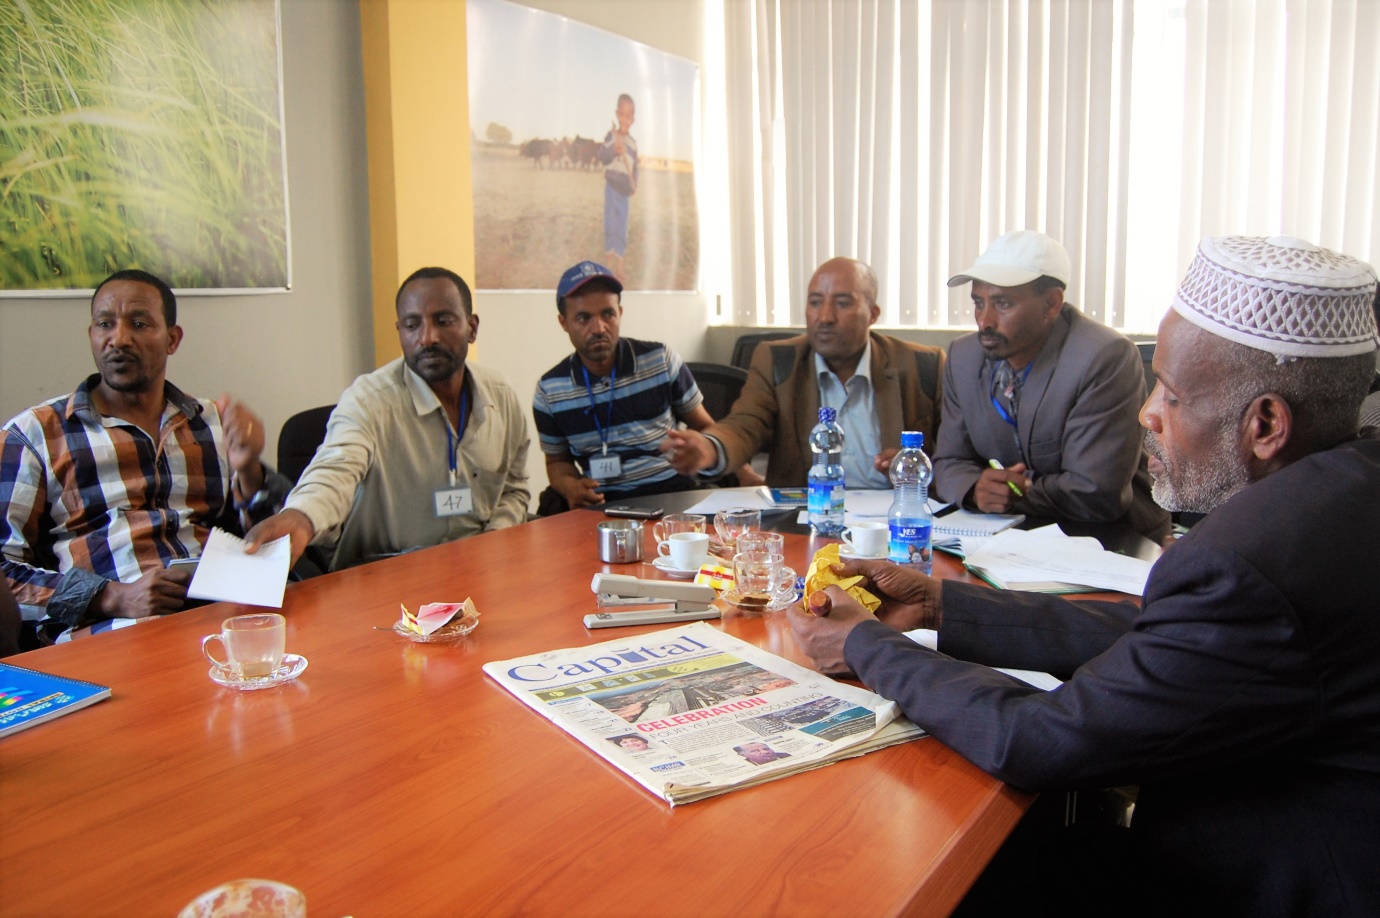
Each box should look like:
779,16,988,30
988,458,1025,497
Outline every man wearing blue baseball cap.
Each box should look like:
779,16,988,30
532,261,719,512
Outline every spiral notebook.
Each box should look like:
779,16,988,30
933,509,1024,538
1,663,110,738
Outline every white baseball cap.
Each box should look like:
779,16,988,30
947,230,1072,288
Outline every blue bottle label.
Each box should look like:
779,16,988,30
888,521,933,566
808,480,844,514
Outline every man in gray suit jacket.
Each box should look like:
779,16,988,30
933,231,1169,542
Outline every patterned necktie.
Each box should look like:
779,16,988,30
991,359,1022,424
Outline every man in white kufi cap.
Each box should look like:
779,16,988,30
933,230,1170,542
788,235,1380,916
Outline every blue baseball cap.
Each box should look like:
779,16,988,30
556,261,622,308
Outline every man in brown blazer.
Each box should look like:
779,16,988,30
663,257,943,487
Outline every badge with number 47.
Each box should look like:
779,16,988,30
434,487,473,517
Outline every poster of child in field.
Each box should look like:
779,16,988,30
600,93,638,281
466,0,698,292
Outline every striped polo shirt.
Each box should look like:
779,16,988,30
533,338,703,495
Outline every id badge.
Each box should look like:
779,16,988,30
434,487,473,517
589,454,622,479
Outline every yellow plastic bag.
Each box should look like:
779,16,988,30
802,544,881,613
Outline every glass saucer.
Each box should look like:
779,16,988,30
392,615,479,643
209,654,308,691
720,588,798,612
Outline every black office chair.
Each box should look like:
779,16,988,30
1136,341,1157,394
277,405,335,484
730,332,796,370
688,362,748,420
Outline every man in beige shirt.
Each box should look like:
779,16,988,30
246,267,529,570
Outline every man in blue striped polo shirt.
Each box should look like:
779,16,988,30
533,262,715,511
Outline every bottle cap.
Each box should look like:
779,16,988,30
818,407,837,424
900,431,924,449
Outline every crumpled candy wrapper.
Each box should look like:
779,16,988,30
803,544,881,613
400,599,479,636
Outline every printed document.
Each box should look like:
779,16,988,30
187,528,291,608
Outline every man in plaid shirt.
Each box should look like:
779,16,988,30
1,270,288,643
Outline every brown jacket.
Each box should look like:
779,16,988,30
708,333,944,486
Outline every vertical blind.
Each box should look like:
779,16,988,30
720,0,1380,333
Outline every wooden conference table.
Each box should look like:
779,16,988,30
0,509,1136,917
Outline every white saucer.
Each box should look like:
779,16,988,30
209,654,308,691
838,546,888,561
652,557,702,579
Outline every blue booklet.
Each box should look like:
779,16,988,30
0,663,111,739
757,486,808,508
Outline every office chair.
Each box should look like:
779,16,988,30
1136,341,1157,394
277,404,336,484
687,362,748,420
730,332,796,370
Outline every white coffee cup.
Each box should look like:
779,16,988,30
201,613,286,680
841,521,889,558
659,531,710,570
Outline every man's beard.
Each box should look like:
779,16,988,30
1145,427,1251,513
407,346,461,383
99,352,155,393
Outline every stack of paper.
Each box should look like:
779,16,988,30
187,528,292,607
962,525,1155,596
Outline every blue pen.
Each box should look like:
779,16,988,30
988,459,1025,497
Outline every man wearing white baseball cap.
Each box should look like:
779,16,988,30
932,230,1169,541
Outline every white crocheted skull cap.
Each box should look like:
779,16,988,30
1172,236,1378,358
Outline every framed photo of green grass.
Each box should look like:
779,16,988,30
0,0,291,295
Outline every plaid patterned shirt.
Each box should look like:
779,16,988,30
1,376,286,629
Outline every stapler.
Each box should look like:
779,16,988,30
584,573,720,629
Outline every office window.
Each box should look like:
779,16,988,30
714,0,1379,333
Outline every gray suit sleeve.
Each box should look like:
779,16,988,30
932,350,986,504
1017,337,1146,522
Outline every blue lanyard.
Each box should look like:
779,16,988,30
990,361,1033,428
445,389,470,486
580,363,617,456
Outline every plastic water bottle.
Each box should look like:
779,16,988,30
888,431,933,574
807,407,846,535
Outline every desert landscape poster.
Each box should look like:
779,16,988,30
467,0,699,292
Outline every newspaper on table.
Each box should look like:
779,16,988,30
482,622,926,805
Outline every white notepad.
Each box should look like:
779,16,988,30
187,528,291,608
933,509,1024,538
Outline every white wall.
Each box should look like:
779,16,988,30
0,0,373,461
